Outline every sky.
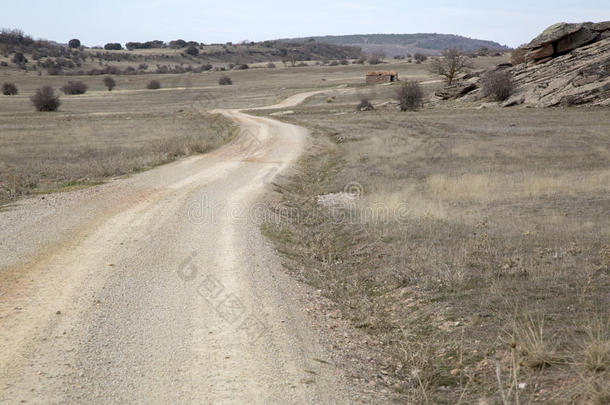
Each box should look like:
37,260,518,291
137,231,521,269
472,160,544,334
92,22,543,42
3,0,609,48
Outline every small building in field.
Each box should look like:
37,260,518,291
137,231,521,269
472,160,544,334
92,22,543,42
366,71,399,84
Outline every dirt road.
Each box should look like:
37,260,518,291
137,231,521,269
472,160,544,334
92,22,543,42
0,91,356,403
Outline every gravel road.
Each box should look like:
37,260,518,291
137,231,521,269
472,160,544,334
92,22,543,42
0,90,359,404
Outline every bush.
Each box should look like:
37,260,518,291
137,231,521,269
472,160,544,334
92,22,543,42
12,52,27,65
368,54,383,65
103,76,116,91
61,81,88,95
146,80,161,89
31,86,61,111
357,99,374,111
185,46,199,56
414,53,428,62
68,39,81,49
397,81,424,111
233,63,249,70
511,47,527,65
481,70,514,101
2,82,18,95
104,43,122,51
266,62,276,68
218,75,232,85
138,63,148,70
340,59,349,65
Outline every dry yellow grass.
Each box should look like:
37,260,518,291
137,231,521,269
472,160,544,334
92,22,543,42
261,103,610,403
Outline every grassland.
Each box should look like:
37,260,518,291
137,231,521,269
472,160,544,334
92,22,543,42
259,101,610,403
1,57,464,204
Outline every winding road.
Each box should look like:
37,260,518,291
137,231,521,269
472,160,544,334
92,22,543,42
0,90,355,404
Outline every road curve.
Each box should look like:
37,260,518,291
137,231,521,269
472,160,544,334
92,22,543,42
0,90,354,404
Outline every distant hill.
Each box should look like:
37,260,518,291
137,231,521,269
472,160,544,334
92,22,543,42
282,33,511,57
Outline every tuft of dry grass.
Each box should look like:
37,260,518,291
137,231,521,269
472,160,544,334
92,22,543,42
580,317,610,373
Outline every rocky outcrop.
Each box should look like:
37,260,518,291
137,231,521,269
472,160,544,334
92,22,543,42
523,21,609,64
435,82,477,100
504,38,610,107
458,22,610,108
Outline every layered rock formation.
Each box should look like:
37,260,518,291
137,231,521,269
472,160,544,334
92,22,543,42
523,22,609,64
454,21,609,107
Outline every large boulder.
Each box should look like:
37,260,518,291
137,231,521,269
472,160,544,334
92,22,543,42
523,21,609,64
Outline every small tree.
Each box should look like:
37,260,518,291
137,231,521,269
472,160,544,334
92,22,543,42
103,76,116,91
104,43,122,50
218,75,232,85
397,81,424,111
430,47,471,85
31,86,61,111
481,70,514,101
147,80,161,89
61,81,88,95
185,46,199,56
68,39,81,49
12,52,27,65
414,53,427,62
368,54,384,65
2,82,18,95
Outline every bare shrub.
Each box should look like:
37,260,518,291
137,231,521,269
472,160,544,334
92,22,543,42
481,70,515,101
367,54,383,65
61,81,88,95
357,99,374,111
340,59,349,65
430,47,472,85
397,81,424,111
31,86,61,111
511,47,527,65
266,62,276,68
146,80,161,90
233,63,249,70
2,82,18,95
414,53,427,62
103,76,116,91
218,75,232,85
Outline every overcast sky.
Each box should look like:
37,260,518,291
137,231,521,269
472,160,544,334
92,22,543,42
3,0,609,47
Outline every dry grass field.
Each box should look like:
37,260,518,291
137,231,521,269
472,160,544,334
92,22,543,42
1,58,465,204
259,102,610,403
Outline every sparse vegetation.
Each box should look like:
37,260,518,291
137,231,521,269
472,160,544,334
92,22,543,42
103,76,116,91
481,70,515,101
397,81,424,111
261,105,610,403
61,81,88,95
218,75,232,85
430,47,472,84
2,82,18,95
30,86,61,111
266,62,276,68
146,80,161,90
